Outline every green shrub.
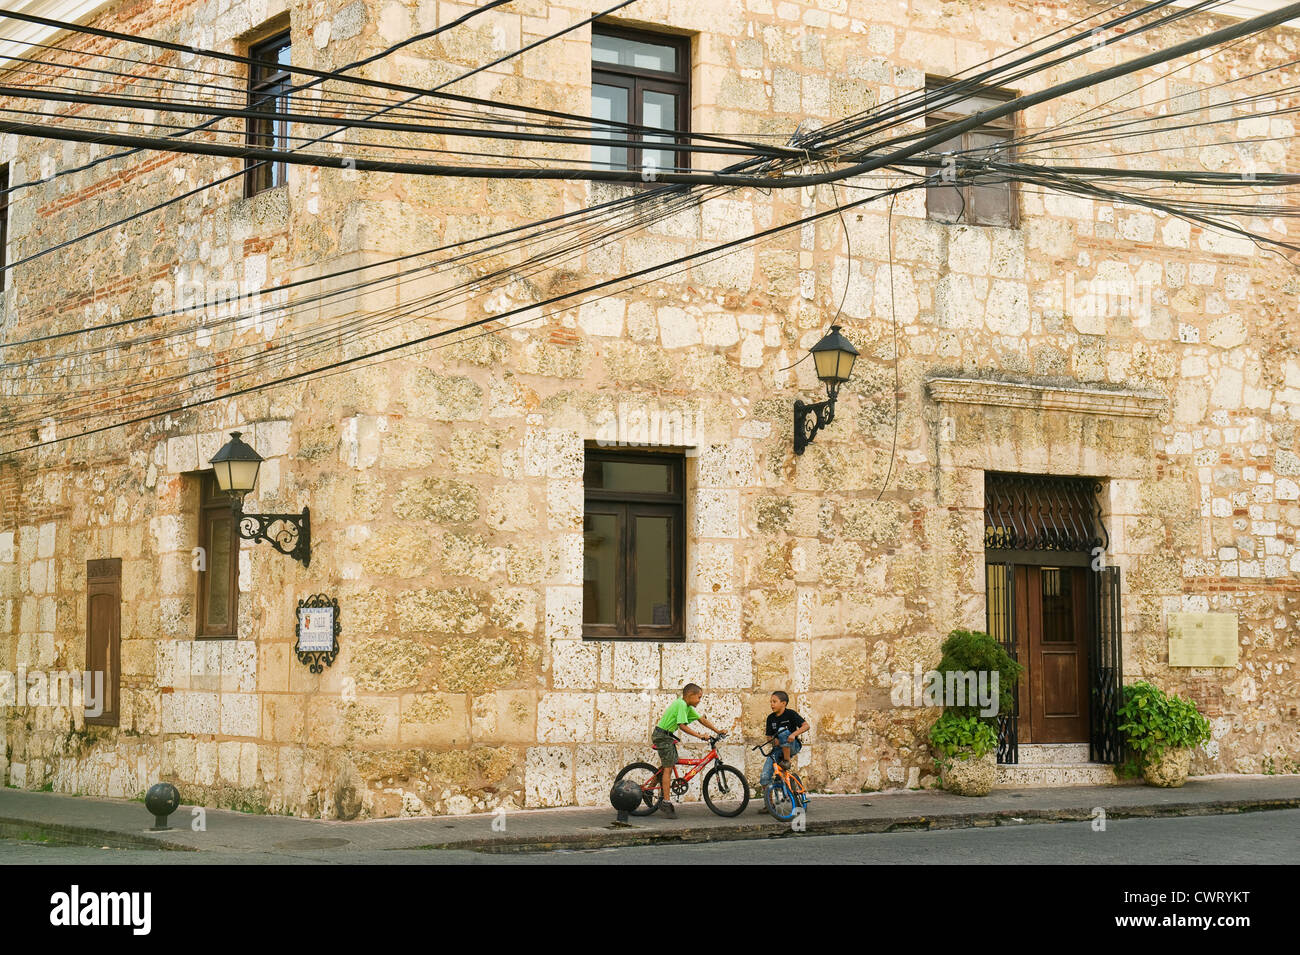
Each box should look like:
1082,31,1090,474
1116,681,1211,777
928,711,999,773
934,628,1023,722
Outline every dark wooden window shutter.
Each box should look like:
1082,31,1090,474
924,78,1019,227
197,473,240,638
0,164,9,293
85,558,121,727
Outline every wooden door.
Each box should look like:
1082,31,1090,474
1015,564,1090,743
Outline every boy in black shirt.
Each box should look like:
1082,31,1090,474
758,690,809,797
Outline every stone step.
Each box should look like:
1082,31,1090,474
1016,743,1092,766
994,763,1122,788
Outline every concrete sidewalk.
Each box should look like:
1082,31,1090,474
3,775,1299,855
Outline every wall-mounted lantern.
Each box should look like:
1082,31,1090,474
794,325,859,455
209,431,311,567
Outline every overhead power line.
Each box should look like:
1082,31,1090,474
0,7,793,162
0,83,781,159
3,0,1298,453
0,0,801,287
1,177,921,452
0,0,515,195
9,0,1296,192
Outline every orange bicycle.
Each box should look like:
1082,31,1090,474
754,742,809,821
614,734,750,817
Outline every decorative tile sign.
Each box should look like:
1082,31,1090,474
296,594,340,673
1168,612,1239,667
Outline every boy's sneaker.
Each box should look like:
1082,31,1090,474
660,802,677,818
778,758,791,770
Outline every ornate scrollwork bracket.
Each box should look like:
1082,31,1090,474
794,393,838,455
234,503,311,567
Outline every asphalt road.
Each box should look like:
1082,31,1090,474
1,809,1296,864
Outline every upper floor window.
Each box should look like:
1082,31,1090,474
591,25,689,177
0,163,9,293
245,30,292,197
925,78,1018,227
583,450,685,640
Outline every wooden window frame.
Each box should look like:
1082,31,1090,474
196,473,240,639
245,29,293,198
582,450,686,641
924,76,1020,228
85,558,121,727
0,163,8,293
591,24,690,177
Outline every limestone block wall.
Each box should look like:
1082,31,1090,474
0,0,1297,815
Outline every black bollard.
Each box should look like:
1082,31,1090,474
609,778,643,826
144,782,181,831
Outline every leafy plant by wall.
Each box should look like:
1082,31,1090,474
934,628,1024,722
928,711,999,772
1116,681,1212,777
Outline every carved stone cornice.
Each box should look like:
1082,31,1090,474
926,376,1166,419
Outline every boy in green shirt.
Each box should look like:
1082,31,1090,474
652,682,725,818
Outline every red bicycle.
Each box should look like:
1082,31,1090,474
614,734,750,817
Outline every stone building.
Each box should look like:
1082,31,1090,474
0,0,1297,818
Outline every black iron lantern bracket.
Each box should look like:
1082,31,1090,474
234,502,311,567
794,385,841,455
792,324,858,455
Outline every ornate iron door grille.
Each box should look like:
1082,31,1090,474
1088,566,1124,764
985,562,1018,764
984,472,1108,553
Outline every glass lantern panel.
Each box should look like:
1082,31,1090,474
229,459,261,493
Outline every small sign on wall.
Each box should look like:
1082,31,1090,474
296,594,340,673
1168,612,1239,667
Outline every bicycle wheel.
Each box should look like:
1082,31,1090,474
701,764,749,817
613,761,665,816
764,778,797,821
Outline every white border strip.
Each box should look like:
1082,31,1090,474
0,0,115,66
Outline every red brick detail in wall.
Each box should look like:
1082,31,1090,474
37,153,180,218
1180,678,1224,717
0,459,19,530
0,456,86,530
243,237,276,258
63,267,173,311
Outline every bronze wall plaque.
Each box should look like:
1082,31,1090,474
1168,612,1239,667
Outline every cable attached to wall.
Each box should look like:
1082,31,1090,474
876,192,900,502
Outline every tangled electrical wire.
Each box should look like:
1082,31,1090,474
0,0,1296,454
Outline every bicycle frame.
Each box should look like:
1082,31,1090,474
667,745,719,785
776,764,807,797
641,743,720,794
756,742,808,799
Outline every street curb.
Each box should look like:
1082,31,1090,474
413,796,1300,853
0,816,196,851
